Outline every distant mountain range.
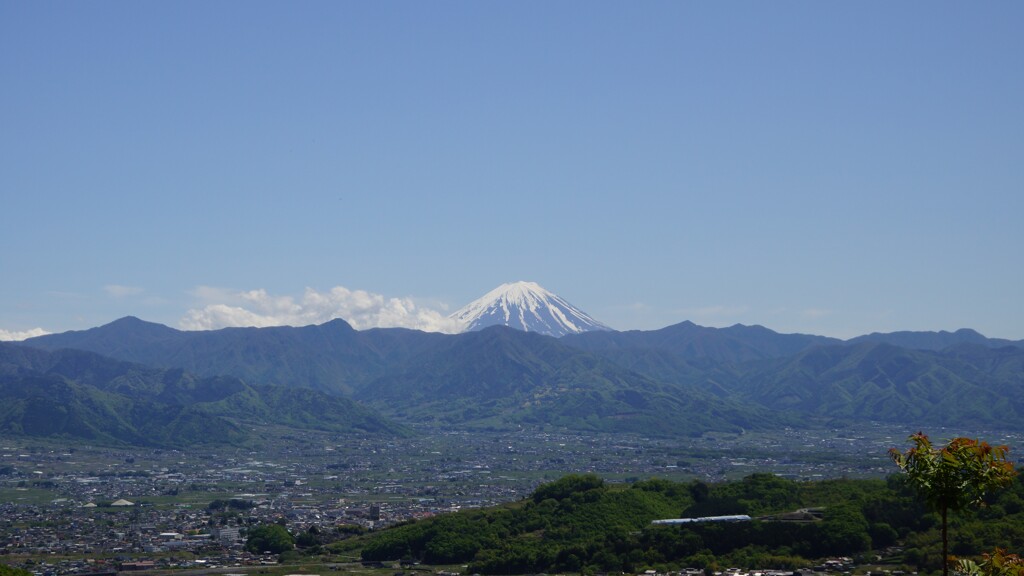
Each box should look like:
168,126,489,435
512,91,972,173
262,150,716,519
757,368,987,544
0,341,408,447
10,306,1023,447
846,328,1024,351
351,325,784,436
3,281,1021,446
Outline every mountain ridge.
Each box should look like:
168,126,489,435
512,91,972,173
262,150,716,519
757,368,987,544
0,342,408,446
14,314,1024,446
354,325,780,436
846,328,1024,350
561,320,842,363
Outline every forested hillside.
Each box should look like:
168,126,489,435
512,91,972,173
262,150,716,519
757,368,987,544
23,318,1024,439
0,343,408,446
345,473,1024,575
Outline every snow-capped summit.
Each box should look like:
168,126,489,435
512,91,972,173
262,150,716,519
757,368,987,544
450,281,612,337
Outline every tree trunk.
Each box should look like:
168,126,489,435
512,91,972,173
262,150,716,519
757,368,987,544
942,504,949,576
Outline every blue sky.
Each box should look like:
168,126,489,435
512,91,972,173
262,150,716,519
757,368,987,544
2,2,1022,340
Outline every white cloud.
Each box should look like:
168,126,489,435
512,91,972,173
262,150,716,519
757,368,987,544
0,327,50,341
180,286,466,333
104,284,144,298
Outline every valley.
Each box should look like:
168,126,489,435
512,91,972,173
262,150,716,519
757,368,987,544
2,423,1020,574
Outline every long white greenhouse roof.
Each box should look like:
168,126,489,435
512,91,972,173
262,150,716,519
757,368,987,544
651,515,751,525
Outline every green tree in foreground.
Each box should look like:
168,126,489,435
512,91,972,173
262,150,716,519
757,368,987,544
890,432,1017,576
245,523,295,554
0,565,32,576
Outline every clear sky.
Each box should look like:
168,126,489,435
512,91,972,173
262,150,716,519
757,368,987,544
2,2,1022,341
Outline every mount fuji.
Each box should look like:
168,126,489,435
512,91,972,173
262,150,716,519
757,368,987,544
450,281,612,337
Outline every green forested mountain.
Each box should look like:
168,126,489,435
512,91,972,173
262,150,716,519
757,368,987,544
725,343,1024,426
0,343,408,446
561,320,842,363
0,372,259,446
354,326,787,436
24,316,392,395
847,328,1024,351
19,317,1024,437
349,473,1024,575
558,340,1024,430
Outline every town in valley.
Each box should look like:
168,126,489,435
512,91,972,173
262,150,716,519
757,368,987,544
3,424,1019,574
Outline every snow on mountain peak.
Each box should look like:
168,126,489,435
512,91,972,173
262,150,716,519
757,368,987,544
450,281,611,337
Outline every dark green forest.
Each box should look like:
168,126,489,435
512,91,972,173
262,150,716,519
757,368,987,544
343,473,1024,575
